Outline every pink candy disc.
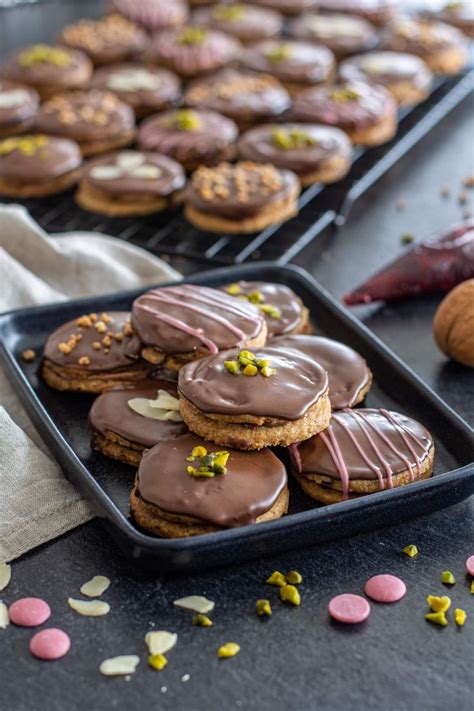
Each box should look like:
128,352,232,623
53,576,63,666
465,555,474,577
328,594,371,624
9,597,51,627
30,628,71,661
364,574,407,603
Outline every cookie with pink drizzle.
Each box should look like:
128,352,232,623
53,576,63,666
290,408,434,503
109,0,189,32
131,284,267,372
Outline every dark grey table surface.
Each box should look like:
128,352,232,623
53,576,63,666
1,3,473,710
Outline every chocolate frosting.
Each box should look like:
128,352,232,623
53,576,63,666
384,18,468,54
271,335,371,410
90,64,181,112
238,124,352,176
178,345,329,419
192,4,283,42
289,12,379,57
316,0,396,25
0,81,39,128
137,432,287,527
184,69,291,124
0,135,81,182
241,40,335,85
220,280,306,337
138,109,238,166
132,284,265,354
339,52,433,93
3,45,92,89
423,3,474,29
82,150,185,196
291,81,396,130
111,0,189,31
145,27,240,77
185,161,299,219
89,381,187,447
293,408,433,493
35,90,135,143
44,311,142,370
59,15,147,64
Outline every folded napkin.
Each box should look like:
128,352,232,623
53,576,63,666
0,204,181,563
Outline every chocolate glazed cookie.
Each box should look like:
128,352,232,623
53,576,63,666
291,81,397,147
132,284,267,371
178,345,331,450
0,81,39,137
42,311,151,393
192,3,283,44
130,432,289,537
90,380,188,466
316,0,397,27
289,12,379,59
110,0,189,32
138,109,238,172
185,161,300,233
271,335,372,409
422,2,474,39
291,408,435,503
238,124,352,186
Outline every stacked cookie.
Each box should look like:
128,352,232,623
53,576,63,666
0,3,470,229
41,280,436,538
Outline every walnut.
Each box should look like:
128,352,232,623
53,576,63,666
433,279,474,368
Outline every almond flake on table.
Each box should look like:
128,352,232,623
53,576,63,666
0,563,11,591
0,601,9,629
145,630,177,655
173,596,215,614
99,655,140,676
80,575,111,598
68,598,110,616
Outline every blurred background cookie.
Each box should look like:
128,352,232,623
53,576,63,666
0,134,81,197
109,0,189,33
0,80,39,137
2,44,92,100
138,108,238,172
76,150,185,217
192,3,283,44
289,12,379,59
316,0,397,27
421,1,474,39
59,14,148,66
35,89,136,156
251,0,317,16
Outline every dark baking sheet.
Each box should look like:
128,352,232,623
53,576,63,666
1,263,473,572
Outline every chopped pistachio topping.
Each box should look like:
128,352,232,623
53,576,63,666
226,285,281,319
280,584,301,606
217,642,240,659
441,571,456,585
403,544,418,558
447,1,464,9
186,448,229,478
266,571,287,587
286,570,303,585
426,595,451,613
19,44,71,67
226,351,277,377
248,291,264,304
178,27,207,45
264,43,292,62
256,599,272,617
172,109,202,132
259,304,281,319
213,4,245,21
454,608,467,627
401,233,414,244
329,87,361,102
273,128,317,150
425,611,448,627
0,135,48,156
225,283,241,295
148,653,168,671
192,613,213,627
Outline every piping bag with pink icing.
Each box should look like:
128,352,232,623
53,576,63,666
291,408,434,500
131,284,265,355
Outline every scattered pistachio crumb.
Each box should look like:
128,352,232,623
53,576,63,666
425,611,448,627
21,349,36,362
266,571,286,587
148,653,168,671
279,584,301,606
192,613,213,627
441,571,456,585
256,599,272,617
286,571,303,585
426,595,451,613
454,608,466,627
217,642,240,659
403,544,418,558
471,580,474,594
401,233,414,244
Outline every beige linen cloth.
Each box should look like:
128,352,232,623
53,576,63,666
0,204,181,563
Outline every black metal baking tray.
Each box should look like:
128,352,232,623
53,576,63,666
1,263,473,572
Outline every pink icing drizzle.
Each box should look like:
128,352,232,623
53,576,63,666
165,285,262,324
138,303,219,354
332,413,385,490
380,408,426,478
319,428,350,501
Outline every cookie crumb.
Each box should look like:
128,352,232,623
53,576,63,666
440,185,451,198
395,198,406,210
458,191,469,205
463,175,474,188
182,673,190,682
78,356,90,366
21,349,36,362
